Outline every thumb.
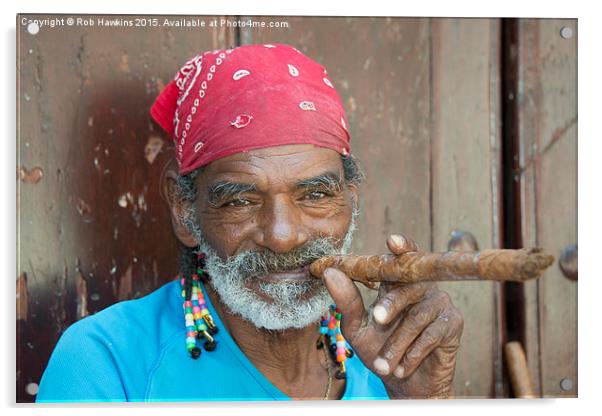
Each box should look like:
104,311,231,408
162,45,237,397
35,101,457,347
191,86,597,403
323,267,367,337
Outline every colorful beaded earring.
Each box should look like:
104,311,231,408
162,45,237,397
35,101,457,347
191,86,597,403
317,304,354,379
181,253,219,359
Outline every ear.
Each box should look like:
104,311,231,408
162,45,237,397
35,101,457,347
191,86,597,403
161,158,199,248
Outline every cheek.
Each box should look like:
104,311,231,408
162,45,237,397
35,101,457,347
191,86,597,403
198,213,259,259
301,197,354,241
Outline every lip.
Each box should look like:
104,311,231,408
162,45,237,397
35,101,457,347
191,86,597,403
259,265,312,283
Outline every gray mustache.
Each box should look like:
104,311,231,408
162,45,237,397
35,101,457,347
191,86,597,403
227,238,340,279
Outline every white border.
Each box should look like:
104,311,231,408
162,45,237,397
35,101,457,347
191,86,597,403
4,1,599,416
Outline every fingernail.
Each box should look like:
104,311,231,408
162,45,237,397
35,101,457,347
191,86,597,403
394,365,405,378
373,357,390,375
391,234,405,248
323,267,338,281
324,267,345,283
373,305,388,324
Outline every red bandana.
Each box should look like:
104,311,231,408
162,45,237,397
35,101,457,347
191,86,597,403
150,43,351,175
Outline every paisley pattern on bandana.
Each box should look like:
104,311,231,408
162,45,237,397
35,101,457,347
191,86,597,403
150,43,351,175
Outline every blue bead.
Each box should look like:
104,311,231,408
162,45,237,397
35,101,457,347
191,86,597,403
320,327,328,334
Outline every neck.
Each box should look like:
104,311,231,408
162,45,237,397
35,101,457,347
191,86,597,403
204,283,324,383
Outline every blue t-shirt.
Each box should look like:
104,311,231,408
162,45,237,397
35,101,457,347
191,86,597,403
36,279,389,402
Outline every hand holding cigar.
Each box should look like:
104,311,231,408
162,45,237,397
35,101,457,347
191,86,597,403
318,234,465,399
314,234,553,399
310,247,554,284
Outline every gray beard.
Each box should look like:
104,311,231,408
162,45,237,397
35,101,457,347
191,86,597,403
193,214,357,331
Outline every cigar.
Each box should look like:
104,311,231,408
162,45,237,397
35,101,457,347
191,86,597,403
309,248,554,284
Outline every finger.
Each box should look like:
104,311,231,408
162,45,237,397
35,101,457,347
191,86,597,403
323,267,368,339
372,291,448,376
386,234,419,256
393,318,448,379
373,282,433,325
376,233,425,321
375,234,433,323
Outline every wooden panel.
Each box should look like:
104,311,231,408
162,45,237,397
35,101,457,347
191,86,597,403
247,17,503,398
16,13,235,402
518,19,577,397
430,18,504,398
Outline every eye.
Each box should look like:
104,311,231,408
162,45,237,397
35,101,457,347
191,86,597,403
225,199,251,207
305,191,328,200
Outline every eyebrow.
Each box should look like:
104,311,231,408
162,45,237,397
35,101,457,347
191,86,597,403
295,172,343,193
207,181,257,207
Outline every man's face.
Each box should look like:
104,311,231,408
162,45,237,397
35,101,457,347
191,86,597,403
189,144,358,330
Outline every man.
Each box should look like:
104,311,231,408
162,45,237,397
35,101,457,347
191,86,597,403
36,43,463,402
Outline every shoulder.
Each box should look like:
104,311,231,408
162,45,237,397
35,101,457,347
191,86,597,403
36,279,184,402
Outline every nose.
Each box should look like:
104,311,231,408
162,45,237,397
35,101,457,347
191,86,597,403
254,195,308,254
